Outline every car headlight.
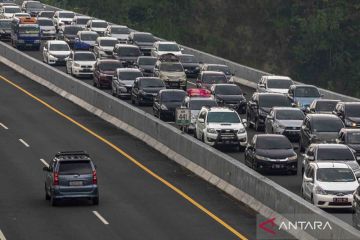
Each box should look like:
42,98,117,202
275,123,286,129
73,63,81,67
315,186,327,195
160,104,168,110
296,101,303,107
48,54,57,60
288,154,297,161
207,128,217,134
255,154,268,161
238,128,246,134
195,66,200,70
345,119,357,127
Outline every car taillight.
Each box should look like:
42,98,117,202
53,172,59,185
92,170,97,184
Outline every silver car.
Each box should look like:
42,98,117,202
265,107,305,141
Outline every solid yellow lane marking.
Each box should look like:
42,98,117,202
0,74,248,240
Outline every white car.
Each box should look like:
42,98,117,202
42,40,70,65
86,19,108,36
66,51,96,77
93,36,118,58
194,107,248,150
53,10,75,32
257,75,294,94
105,25,130,43
71,15,91,29
151,41,183,58
1,5,21,19
302,162,359,209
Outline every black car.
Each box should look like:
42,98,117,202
178,54,200,78
0,19,11,41
337,128,360,162
299,114,344,152
128,32,156,56
131,77,165,105
305,99,340,114
246,92,292,131
135,56,157,76
210,84,246,114
245,134,298,174
58,25,83,47
113,44,142,67
153,89,186,121
353,186,360,229
333,102,360,128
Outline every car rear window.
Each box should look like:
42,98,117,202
256,136,292,149
58,161,92,175
317,148,354,161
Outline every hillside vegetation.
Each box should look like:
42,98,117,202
45,0,360,97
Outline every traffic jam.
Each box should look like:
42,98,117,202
2,0,360,227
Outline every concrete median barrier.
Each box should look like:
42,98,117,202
1,41,360,239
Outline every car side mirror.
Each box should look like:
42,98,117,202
291,103,297,108
242,119,248,127
180,47,184,51
258,83,265,88
266,115,273,120
304,176,314,183
42,166,50,172
113,76,118,81
198,118,204,123
307,155,315,161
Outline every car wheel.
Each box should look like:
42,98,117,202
93,196,99,205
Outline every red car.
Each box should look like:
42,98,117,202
187,88,212,98
93,59,123,88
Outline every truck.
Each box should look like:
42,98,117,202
10,17,41,50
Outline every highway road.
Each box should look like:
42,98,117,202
0,63,257,239
14,45,354,225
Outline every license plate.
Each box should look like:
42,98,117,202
273,164,283,169
69,181,83,186
333,197,348,203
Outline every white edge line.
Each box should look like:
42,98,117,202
19,139,30,147
0,123,8,130
40,159,49,168
0,230,7,240
92,211,109,225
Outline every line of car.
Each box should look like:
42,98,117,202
3,0,360,227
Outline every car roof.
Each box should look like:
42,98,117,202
159,89,185,93
256,92,287,97
205,64,229,67
214,84,238,87
256,134,288,140
340,128,360,133
316,143,349,149
4,5,20,8
111,25,128,28
272,107,302,111
137,77,161,81
79,30,98,34
201,106,236,113
132,31,152,35
115,43,139,48
97,36,117,40
263,75,292,80
157,41,177,44
291,84,317,89
97,59,121,63
138,56,156,59
116,68,141,73
342,102,360,106
313,99,340,102
37,17,52,20
314,162,351,169
91,19,106,22
48,40,67,44
202,71,226,75
56,10,74,13
307,114,341,120
73,51,94,54
188,97,215,101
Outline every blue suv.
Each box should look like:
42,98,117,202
43,151,99,206
288,84,323,111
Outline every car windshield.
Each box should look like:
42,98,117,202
39,12,54,18
0,21,11,29
118,72,143,80
92,21,107,28
74,52,95,61
58,161,92,175
99,62,123,71
207,112,240,123
346,104,360,118
27,2,42,8
133,33,155,42
116,47,141,56
347,132,360,144
37,19,53,27
81,33,98,41
100,39,117,47
317,148,354,160
161,91,186,102
267,79,293,89
259,95,292,108
207,65,231,75
294,86,320,98
189,100,217,110
313,118,344,132
160,63,183,72
111,27,130,34
63,26,82,35
316,168,355,182
59,12,75,18
203,74,227,84
18,25,39,34
215,85,242,95
315,101,338,112
138,57,156,65
4,7,20,13
49,43,69,51
179,55,197,63
140,78,164,88
256,136,292,149
158,43,180,52
76,18,90,25
276,110,304,120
